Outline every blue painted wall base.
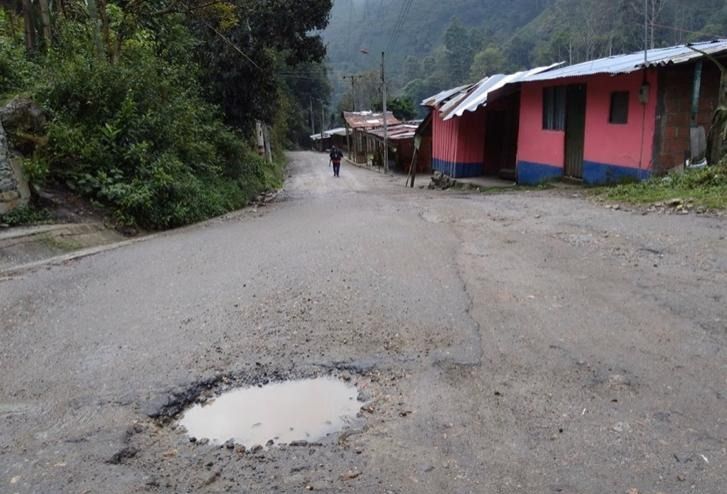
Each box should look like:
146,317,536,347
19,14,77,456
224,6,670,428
582,161,651,184
517,160,652,185
433,158,484,178
517,161,562,185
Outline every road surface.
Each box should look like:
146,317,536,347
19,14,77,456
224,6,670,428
1,152,726,493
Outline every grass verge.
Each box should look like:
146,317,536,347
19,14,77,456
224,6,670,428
596,164,727,210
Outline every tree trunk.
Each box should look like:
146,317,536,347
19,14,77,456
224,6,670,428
86,0,104,58
38,0,52,50
57,0,67,17
97,0,113,59
21,0,35,53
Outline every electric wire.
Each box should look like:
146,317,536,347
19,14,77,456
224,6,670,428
651,22,725,40
386,0,415,53
388,0,414,51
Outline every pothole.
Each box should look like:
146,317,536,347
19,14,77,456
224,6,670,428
177,377,362,448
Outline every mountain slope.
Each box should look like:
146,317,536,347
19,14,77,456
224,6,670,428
323,0,727,112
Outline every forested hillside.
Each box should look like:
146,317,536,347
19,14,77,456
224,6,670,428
0,0,332,229
324,0,727,113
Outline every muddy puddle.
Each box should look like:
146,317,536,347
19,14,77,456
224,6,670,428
179,377,361,448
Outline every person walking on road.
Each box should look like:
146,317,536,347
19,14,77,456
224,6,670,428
329,146,343,177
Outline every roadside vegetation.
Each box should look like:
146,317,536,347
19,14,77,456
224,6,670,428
599,162,727,210
0,205,51,227
0,1,331,230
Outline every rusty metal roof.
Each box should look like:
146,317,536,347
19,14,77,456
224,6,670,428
343,111,401,129
523,40,727,82
366,123,420,141
440,63,562,121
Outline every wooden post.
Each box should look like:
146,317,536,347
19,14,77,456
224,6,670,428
406,134,422,188
382,51,389,174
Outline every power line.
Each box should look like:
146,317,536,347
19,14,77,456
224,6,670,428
651,22,725,40
197,18,262,71
388,0,413,51
386,0,415,53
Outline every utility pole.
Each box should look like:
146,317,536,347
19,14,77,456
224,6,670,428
320,101,326,152
309,98,315,138
381,51,389,174
644,0,648,65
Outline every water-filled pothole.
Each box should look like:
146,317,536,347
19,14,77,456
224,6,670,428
178,377,362,448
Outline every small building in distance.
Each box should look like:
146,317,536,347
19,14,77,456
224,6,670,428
342,111,400,164
364,122,426,172
310,127,348,152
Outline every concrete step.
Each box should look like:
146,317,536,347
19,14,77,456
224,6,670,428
0,222,125,271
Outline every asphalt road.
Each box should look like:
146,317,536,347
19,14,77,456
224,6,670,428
1,151,726,493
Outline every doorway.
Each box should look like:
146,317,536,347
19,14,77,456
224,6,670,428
485,92,520,180
565,84,587,179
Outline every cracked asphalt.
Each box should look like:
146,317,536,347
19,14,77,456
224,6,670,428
1,151,726,493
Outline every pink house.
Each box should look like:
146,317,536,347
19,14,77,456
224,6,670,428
423,67,559,179
515,40,727,184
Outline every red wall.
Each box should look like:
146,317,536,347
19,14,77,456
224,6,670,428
517,70,659,172
432,110,486,165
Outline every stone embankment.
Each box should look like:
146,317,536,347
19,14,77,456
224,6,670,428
0,97,43,214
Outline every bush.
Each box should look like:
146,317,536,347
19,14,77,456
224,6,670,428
0,206,51,226
19,17,280,229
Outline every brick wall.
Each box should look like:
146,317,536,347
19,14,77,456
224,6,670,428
653,62,721,173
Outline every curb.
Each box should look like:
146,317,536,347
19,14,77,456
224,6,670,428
0,235,150,278
0,192,283,278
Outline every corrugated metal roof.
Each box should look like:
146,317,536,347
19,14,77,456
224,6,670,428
421,85,472,108
440,63,563,121
523,39,727,82
310,127,347,141
343,111,400,129
366,123,420,141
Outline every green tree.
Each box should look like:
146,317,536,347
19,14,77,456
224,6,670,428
444,18,474,85
469,45,506,80
403,56,421,83
373,96,417,121
0,0,335,229
189,0,332,133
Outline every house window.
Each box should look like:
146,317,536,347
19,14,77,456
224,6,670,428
609,91,630,124
542,86,566,130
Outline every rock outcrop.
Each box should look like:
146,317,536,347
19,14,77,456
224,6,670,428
0,97,43,215
0,120,24,214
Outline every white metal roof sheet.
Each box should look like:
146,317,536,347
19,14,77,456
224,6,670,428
310,127,347,140
440,63,562,121
421,84,472,108
523,39,727,82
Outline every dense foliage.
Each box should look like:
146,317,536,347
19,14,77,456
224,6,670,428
0,0,332,229
325,0,727,112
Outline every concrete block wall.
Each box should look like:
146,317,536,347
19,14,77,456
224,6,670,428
654,62,720,172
